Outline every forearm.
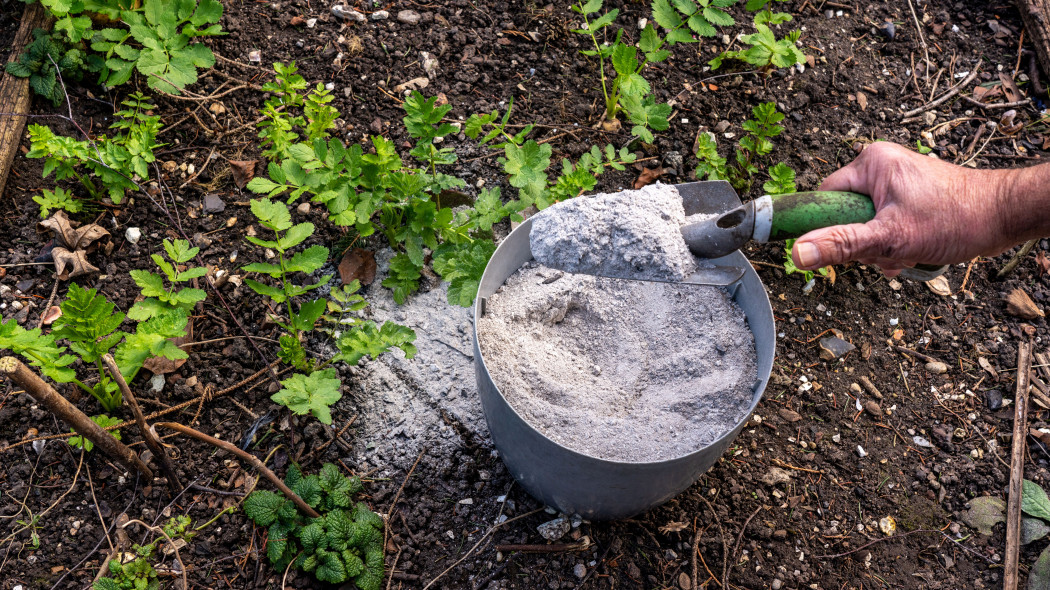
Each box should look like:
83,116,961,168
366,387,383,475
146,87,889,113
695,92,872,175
996,162,1050,247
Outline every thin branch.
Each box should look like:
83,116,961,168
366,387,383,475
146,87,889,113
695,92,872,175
154,422,320,519
902,66,981,119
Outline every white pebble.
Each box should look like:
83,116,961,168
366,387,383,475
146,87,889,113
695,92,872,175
856,445,867,458
125,227,142,244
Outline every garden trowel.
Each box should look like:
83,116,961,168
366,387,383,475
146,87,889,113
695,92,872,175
677,180,947,283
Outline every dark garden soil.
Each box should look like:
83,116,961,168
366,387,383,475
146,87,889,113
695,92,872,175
2,0,1050,588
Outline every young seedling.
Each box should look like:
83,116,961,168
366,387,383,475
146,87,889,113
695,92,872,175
128,238,207,321
32,187,83,219
27,92,162,204
242,198,331,370
92,516,195,590
243,463,384,589
0,283,188,412
694,102,786,192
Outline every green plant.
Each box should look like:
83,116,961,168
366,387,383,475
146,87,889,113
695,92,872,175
92,516,192,590
27,92,162,204
33,187,83,218
89,0,224,93
241,197,331,371
465,100,637,210
0,283,187,412
69,414,122,451
694,102,785,192
247,65,526,306
763,161,796,195
271,368,341,424
710,6,805,74
243,463,383,589
915,139,933,154
16,513,42,550
570,0,704,141
5,28,91,106
128,238,207,321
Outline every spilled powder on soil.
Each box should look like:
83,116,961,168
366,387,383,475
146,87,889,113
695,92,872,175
476,263,758,462
529,183,698,281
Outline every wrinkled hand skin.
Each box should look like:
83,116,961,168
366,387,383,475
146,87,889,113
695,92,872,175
791,141,1039,277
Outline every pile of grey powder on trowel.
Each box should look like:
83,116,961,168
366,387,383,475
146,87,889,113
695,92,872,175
475,183,759,462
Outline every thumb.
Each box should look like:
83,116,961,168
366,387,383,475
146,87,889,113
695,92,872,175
791,222,889,269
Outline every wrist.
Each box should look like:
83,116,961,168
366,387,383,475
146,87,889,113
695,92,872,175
992,164,1050,248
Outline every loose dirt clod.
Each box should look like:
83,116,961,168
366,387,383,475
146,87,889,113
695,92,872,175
529,183,698,282
477,263,758,462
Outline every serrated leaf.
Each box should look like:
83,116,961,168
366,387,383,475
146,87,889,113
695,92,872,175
286,245,329,274
652,0,683,28
703,6,734,26
279,222,314,251
272,368,342,424
243,490,285,526
251,198,293,231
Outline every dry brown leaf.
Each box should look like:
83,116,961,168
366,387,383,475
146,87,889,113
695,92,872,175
1037,251,1050,276
978,356,999,381
51,247,99,280
778,408,802,422
38,211,110,252
41,305,62,325
658,521,689,534
999,73,1023,103
856,91,868,111
925,274,951,296
437,189,475,209
228,160,257,189
633,166,665,189
891,328,904,340
1005,288,1044,320
338,248,377,286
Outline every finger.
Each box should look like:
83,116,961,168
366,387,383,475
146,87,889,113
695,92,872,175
817,159,866,193
791,222,891,269
880,267,903,278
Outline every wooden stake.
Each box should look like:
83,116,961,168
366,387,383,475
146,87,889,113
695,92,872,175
0,356,153,480
1015,0,1050,79
101,354,182,494
1004,336,1034,590
0,3,50,198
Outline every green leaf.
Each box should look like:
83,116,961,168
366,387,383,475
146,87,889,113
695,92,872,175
380,254,421,304
1024,480,1050,522
285,245,329,274
687,13,717,36
53,284,126,364
316,550,347,583
191,0,223,26
703,6,735,26
251,198,293,232
432,241,496,307
291,299,326,332
278,222,314,251
579,0,602,14
610,42,638,76
1031,545,1050,590
335,321,417,366
503,141,551,203
272,369,342,424
652,0,683,29
243,490,286,527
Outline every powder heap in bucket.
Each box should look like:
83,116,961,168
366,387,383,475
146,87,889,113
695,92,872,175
476,183,759,463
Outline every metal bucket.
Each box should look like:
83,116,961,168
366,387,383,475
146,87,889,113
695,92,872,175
472,218,776,520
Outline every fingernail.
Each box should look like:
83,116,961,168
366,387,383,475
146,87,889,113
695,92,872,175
795,242,821,268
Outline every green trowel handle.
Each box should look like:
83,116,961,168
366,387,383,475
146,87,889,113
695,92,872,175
767,191,875,240
767,191,946,280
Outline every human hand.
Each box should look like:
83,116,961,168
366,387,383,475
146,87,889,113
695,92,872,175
791,141,1020,277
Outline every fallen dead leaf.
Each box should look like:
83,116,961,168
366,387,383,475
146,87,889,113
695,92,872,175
38,211,110,252
633,166,665,189
891,328,904,340
338,248,377,286
51,248,99,280
778,408,802,422
856,91,868,111
41,305,62,325
228,160,257,189
1037,251,1050,275
925,274,951,296
978,356,999,381
658,521,689,534
1005,288,1044,320
290,15,305,25
394,77,429,94
437,189,475,209
999,72,1023,103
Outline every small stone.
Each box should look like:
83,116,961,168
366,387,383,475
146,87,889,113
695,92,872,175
761,467,793,485
203,194,225,213
125,227,142,244
332,5,366,21
879,516,896,535
305,17,317,28
397,9,421,24
856,445,867,458
831,433,841,443
825,9,834,18
575,563,587,579
985,389,1004,411
150,374,165,393
863,400,882,418
10,300,23,311
778,408,802,422
880,21,896,39
248,50,261,63
925,361,948,375
713,120,731,133
772,529,788,540
819,336,855,360
537,517,570,541
458,498,473,505
371,9,389,20
912,435,932,448
772,580,784,590
638,17,648,30
924,111,937,126
297,202,311,215
888,279,902,291
677,572,691,589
